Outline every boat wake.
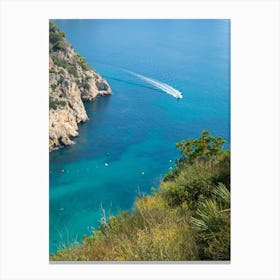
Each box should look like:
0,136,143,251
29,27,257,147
126,70,183,99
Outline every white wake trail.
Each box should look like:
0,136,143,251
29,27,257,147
127,70,183,99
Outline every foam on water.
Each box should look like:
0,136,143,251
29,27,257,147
50,19,230,253
126,70,183,99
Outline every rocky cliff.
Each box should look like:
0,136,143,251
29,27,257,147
49,21,111,151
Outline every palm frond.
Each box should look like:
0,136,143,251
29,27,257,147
213,183,230,208
191,217,208,231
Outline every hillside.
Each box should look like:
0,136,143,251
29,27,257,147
50,131,230,261
49,21,111,151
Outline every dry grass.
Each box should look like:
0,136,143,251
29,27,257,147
50,136,230,261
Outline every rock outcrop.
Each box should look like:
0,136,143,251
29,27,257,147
49,21,111,151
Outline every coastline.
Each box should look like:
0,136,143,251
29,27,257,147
49,21,111,152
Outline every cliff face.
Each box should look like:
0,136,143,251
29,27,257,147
49,21,111,151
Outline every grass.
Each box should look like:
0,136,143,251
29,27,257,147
50,131,230,261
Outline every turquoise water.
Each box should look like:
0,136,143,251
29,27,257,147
50,19,230,253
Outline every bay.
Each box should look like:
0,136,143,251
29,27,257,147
50,19,230,253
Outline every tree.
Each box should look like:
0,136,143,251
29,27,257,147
49,21,66,52
176,130,226,166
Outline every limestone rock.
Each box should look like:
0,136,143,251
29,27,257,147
49,21,111,151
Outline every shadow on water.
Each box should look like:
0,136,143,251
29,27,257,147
83,94,112,119
50,20,230,254
76,95,118,160
49,95,112,166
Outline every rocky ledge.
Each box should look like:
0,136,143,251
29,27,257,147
49,21,111,151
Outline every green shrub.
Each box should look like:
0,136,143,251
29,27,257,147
191,183,230,260
176,130,226,166
51,56,68,69
49,68,57,74
75,54,91,71
59,92,66,98
160,151,230,209
49,21,66,52
81,78,91,90
50,84,57,92
51,55,79,78
49,97,66,110
68,66,79,78
50,131,230,261
85,75,92,81
57,76,64,85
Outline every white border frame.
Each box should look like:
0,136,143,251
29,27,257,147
0,0,279,279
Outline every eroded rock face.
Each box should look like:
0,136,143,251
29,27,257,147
49,22,111,151
49,108,81,150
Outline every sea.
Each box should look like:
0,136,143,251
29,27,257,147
50,19,230,253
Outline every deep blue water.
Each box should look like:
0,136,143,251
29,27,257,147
50,19,230,253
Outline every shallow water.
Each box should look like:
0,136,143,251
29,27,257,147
50,19,230,253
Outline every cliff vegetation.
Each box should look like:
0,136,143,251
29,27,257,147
50,130,230,261
49,21,111,151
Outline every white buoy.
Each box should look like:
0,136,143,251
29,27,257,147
105,163,109,167
141,171,145,175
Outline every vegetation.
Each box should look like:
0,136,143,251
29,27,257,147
50,84,57,92
49,21,80,79
49,21,66,53
51,56,67,70
51,55,79,79
49,21,97,100
50,48,91,78
59,92,66,98
67,66,79,78
57,75,64,85
191,182,230,260
49,68,57,74
50,132,230,261
75,53,92,71
176,130,226,166
49,97,66,110
81,78,91,90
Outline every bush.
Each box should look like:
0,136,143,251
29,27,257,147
49,21,66,52
50,131,230,261
81,78,91,90
59,92,66,98
57,76,64,85
191,183,230,260
51,56,68,69
49,97,66,110
160,151,230,209
176,130,226,166
51,56,79,78
49,68,57,74
75,54,91,71
68,66,79,78
50,84,57,92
